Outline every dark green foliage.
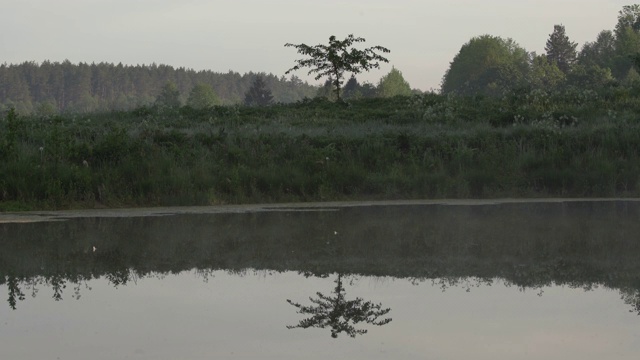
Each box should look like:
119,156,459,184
2,87,640,209
155,82,181,108
244,76,273,106
441,35,530,96
545,24,578,73
1,108,22,159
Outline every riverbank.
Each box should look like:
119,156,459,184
2,90,640,211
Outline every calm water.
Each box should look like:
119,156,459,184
1,200,640,359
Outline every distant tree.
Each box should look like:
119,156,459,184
285,34,390,101
35,101,58,117
342,74,360,99
156,81,181,108
377,67,412,97
615,4,640,45
545,25,578,74
358,82,378,98
244,76,274,106
187,83,219,109
441,35,529,95
316,77,337,100
578,30,616,69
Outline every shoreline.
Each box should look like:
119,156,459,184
2,197,639,223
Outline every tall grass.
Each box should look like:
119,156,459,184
2,87,640,210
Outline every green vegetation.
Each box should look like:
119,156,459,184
1,6,640,210
2,84,640,210
442,5,640,95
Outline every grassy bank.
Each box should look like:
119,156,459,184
2,87,640,210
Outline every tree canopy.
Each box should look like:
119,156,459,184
441,35,529,95
285,34,390,101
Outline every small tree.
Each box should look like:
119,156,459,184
285,34,390,101
244,76,274,106
156,81,181,108
187,83,219,109
377,67,412,97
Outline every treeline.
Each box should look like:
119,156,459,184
441,5,640,95
0,61,318,114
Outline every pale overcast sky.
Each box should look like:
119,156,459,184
1,0,634,90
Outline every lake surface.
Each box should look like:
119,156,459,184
2,199,640,359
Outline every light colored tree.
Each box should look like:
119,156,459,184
377,67,412,97
187,83,219,109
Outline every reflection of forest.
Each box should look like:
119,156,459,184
2,201,640,311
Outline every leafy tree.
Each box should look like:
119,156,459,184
578,30,616,69
156,81,181,108
529,54,566,89
377,67,412,97
286,274,392,338
285,34,390,101
187,83,219,109
615,4,640,41
244,76,274,106
612,5,640,79
441,35,529,95
545,24,578,74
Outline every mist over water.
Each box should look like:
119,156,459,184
2,200,640,359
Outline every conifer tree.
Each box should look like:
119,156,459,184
545,24,578,74
244,76,273,106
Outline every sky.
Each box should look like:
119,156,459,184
1,0,635,91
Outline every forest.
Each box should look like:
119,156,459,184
1,5,640,210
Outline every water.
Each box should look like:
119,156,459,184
1,200,640,359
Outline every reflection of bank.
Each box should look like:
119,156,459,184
286,274,392,338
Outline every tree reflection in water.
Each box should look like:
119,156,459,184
286,274,392,338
